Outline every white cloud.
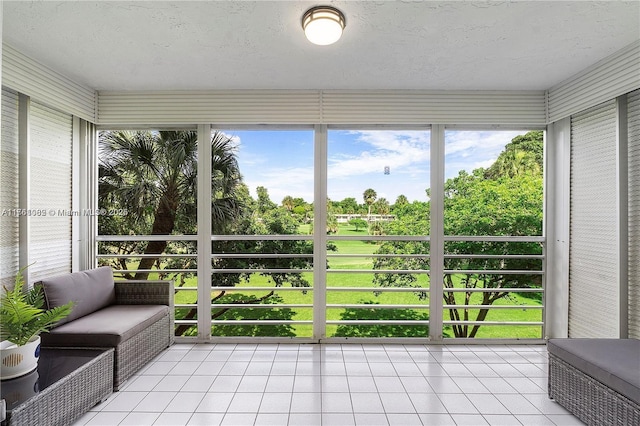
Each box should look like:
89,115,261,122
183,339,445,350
328,130,431,179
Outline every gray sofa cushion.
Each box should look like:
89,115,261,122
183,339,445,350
38,266,116,325
548,338,640,405
41,304,169,347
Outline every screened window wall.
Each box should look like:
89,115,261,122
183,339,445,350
96,125,545,342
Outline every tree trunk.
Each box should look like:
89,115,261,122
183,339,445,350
134,192,178,280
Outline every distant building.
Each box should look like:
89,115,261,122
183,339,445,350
335,214,396,223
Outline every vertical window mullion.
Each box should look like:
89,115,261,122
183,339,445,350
314,124,328,341
197,124,212,341
429,124,445,341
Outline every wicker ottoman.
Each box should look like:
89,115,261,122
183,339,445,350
548,338,640,426
2,348,113,426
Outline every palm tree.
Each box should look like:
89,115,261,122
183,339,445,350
282,195,295,212
363,188,377,219
99,130,243,279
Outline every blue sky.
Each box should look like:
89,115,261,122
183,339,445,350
226,129,528,204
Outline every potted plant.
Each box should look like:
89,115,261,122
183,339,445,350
0,267,73,380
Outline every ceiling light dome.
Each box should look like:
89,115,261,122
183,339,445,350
302,6,346,46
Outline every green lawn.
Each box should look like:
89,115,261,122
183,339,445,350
130,222,543,339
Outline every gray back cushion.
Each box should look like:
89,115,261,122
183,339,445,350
38,266,116,325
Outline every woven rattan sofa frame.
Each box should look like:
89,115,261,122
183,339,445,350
548,353,640,426
110,279,175,390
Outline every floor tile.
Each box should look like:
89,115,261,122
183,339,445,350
67,344,585,426
153,375,190,391
322,413,356,425
227,392,262,413
322,392,353,413
165,392,205,413
181,375,216,392
119,412,160,425
354,413,389,425
84,412,128,425
195,393,233,413
186,412,225,425
253,413,289,426
153,412,192,425
438,393,479,414
407,393,448,414
100,391,148,412
466,393,510,414
451,414,490,425
133,391,177,412
418,413,456,425
350,392,385,413
378,392,416,413
516,414,556,425
288,413,321,425
387,413,423,425
220,413,256,425
258,392,292,413
499,394,543,415
482,414,523,425
290,392,322,413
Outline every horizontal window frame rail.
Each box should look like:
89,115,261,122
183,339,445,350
211,320,313,325
326,320,430,325
329,235,430,242
111,269,197,274
444,254,544,259
211,286,313,291
327,287,429,292
97,235,197,241
212,253,313,258
175,320,197,325
444,269,543,275
443,320,544,326
212,268,311,273
443,304,543,310
98,254,197,258
327,304,429,309
328,269,430,274
176,304,197,308
328,254,429,258
211,303,313,308
444,235,545,243
442,287,542,293
212,235,313,241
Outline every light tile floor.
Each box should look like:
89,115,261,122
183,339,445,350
73,343,584,426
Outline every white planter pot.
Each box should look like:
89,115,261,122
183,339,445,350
0,336,41,380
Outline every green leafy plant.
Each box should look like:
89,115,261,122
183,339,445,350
0,267,73,346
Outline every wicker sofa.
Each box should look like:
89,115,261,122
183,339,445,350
36,266,174,390
547,338,640,425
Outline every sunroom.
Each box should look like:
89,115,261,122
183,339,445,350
0,1,639,425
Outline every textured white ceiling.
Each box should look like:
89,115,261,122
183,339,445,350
3,1,639,91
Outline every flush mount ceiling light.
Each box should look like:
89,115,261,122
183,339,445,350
302,6,346,46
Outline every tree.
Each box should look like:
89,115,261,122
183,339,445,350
281,195,295,212
443,173,543,337
484,131,543,179
363,188,377,217
256,186,277,214
348,218,367,231
374,197,390,215
394,194,409,208
338,197,359,214
371,131,544,338
99,130,244,280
